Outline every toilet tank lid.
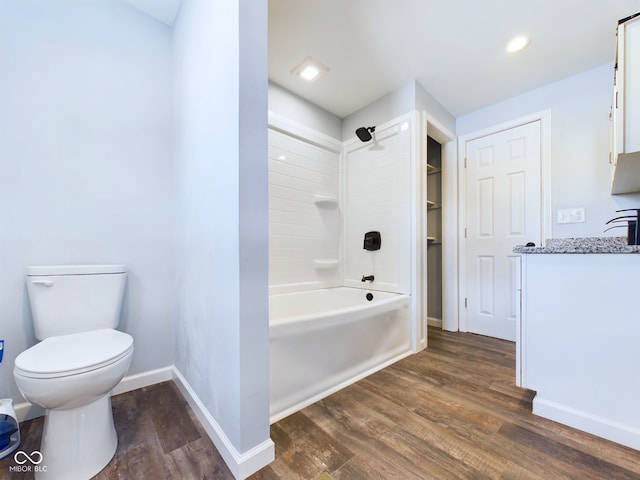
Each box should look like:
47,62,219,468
26,265,127,276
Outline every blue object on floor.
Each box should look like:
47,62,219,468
0,399,20,460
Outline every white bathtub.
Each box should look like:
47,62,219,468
269,287,412,423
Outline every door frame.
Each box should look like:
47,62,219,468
422,113,458,334
457,110,552,334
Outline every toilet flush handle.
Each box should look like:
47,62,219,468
31,279,54,287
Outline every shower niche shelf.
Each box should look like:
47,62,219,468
313,259,339,269
312,194,338,207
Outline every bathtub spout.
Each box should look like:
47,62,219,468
361,275,375,282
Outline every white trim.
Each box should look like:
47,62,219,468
14,366,175,422
425,114,457,333
342,114,411,149
427,316,443,328
414,111,427,350
268,110,342,153
172,367,275,480
112,365,174,396
13,402,44,423
516,256,526,387
541,111,553,241
425,113,455,145
457,133,468,333
533,396,640,451
457,110,551,334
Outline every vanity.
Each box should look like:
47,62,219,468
515,237,640,451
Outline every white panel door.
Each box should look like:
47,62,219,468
465,121,541,341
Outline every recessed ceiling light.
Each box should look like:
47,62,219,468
506,35,530,53
291,57,328,82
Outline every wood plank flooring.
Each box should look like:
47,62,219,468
254,328,640,480
0,381,235,480
2,328,639,479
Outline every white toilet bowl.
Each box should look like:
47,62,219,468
14,328,134,480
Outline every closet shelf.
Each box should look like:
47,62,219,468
427,200,441,209
312,194,338,207
427,164,441,176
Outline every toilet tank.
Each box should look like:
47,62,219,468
26,265,127,340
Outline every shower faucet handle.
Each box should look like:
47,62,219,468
361,275,375,282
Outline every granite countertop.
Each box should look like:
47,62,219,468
513,236,638,254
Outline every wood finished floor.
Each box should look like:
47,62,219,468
2,327,639,479
0,380,233,480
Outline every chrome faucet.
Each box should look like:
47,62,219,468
361,275,375,282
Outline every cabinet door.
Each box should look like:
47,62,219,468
610,15,640,194
624,16,640,153
615,16,640,155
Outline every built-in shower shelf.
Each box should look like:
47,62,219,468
313,259,339,269
312,194,338,207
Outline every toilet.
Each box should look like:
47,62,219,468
13,265,134,480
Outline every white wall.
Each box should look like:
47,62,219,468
0,0,176,403
457,63,640,239
416,82,456,137
173,0,272,476
269,82,343,140
342,80,456,142
342,81,416,141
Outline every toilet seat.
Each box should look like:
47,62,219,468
15,328,134,379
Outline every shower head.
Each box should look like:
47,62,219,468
355,126,376,142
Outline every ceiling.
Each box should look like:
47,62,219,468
269,0,640,118
121,0,182,26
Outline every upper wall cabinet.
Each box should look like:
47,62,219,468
611,13,640,194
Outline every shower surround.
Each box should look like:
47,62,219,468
267,111,420,421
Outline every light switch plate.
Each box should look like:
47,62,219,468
557,208,586,224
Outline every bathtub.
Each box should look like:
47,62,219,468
269,287,412,423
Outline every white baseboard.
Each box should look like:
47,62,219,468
171,367,274,479
112,366,174,396
427,316,442,328
14,366,175,422
533,396,640,451
14,402,45,423
14,366,275,479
